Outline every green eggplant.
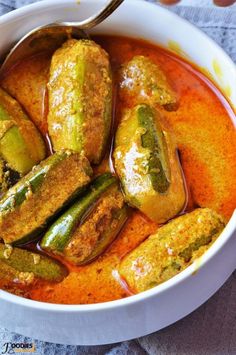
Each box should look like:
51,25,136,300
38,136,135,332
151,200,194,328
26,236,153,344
0,88,46,192
48,39,112,164
0,151,92,245
120,55,177,109
119,208,225,293
41,173,128,265
0,158,20,197
0,243,68,284
114,104,186,224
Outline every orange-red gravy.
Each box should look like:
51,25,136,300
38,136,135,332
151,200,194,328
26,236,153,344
1,35,236,304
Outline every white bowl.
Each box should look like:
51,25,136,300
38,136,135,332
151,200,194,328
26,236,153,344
0,0,235,346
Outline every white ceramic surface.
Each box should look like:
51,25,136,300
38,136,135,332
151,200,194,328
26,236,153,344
0,0,235,346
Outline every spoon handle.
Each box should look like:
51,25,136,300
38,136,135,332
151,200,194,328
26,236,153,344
61,0,124,29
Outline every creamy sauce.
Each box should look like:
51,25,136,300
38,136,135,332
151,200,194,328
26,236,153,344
1,35,235,304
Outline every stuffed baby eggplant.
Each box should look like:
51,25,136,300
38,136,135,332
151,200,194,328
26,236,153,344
0,88,46,193
0,151,92,245
120,55,177,110
119,208,225,293
41,173,128,265
114,104,186,224
0,243,67,285
48,39,112,164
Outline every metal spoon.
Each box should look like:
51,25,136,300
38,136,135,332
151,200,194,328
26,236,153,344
0,0,124,77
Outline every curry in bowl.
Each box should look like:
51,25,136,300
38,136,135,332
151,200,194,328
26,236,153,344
0,35,235,304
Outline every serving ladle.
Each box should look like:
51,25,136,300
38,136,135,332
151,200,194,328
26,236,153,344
0,0,124,78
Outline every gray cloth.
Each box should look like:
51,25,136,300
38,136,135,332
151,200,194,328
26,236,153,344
0,1,235,353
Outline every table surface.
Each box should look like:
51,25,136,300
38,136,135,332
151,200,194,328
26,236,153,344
0,1,235,354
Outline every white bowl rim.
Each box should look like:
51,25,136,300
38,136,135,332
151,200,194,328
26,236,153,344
0,0,235,313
